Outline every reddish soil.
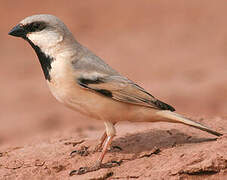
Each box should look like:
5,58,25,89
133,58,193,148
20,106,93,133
1,1,227,179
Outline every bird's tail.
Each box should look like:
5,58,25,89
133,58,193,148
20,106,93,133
155,110,222,137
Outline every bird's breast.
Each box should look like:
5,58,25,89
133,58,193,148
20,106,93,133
47,59,76,103
46,59,101,118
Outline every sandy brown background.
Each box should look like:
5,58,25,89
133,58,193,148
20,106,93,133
0,0,227,179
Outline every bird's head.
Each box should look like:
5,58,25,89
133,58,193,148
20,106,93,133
9,14,76,81
8,14,74,53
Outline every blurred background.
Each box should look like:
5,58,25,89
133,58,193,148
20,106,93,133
0,0,227,143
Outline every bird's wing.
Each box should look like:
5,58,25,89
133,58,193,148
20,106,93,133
77,74,175,111
72,47,175,111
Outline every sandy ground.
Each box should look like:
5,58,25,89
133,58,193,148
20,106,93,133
1,1,227,179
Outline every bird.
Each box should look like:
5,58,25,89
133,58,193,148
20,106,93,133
9,14,222,175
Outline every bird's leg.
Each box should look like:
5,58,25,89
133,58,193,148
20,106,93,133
70,121,120,176
96,121,116,166
94,122,116,152
94,131,107,152
97,135,114,164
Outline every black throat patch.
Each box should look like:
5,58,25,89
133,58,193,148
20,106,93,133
24,37,53,81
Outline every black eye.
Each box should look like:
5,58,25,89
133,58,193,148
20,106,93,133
25,21,46,32
33,22,41,29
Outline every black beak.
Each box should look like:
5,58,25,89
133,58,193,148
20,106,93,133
8,24,26,38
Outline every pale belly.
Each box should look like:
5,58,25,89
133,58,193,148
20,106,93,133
47,80,99,119
47,78,158,123
47,78,121,120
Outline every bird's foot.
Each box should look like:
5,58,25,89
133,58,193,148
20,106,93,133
69,160,122,176
70,145,89,157
101,160,122,168
69,165,99,176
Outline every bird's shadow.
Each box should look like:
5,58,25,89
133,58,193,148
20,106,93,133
111,129,217,154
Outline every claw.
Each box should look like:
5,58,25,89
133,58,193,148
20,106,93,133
70,150,77,156
69,164,100,176
69,166,92,176
69,160,122,176
101,160,122,168
69,169,78,176
70,146,89,157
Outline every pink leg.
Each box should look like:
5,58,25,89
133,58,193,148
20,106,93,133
96,135,114,166
94,132,107,152
96,121,116,165
94,122,116,152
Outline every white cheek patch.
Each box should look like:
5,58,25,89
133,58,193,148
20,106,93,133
27,30,63,50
